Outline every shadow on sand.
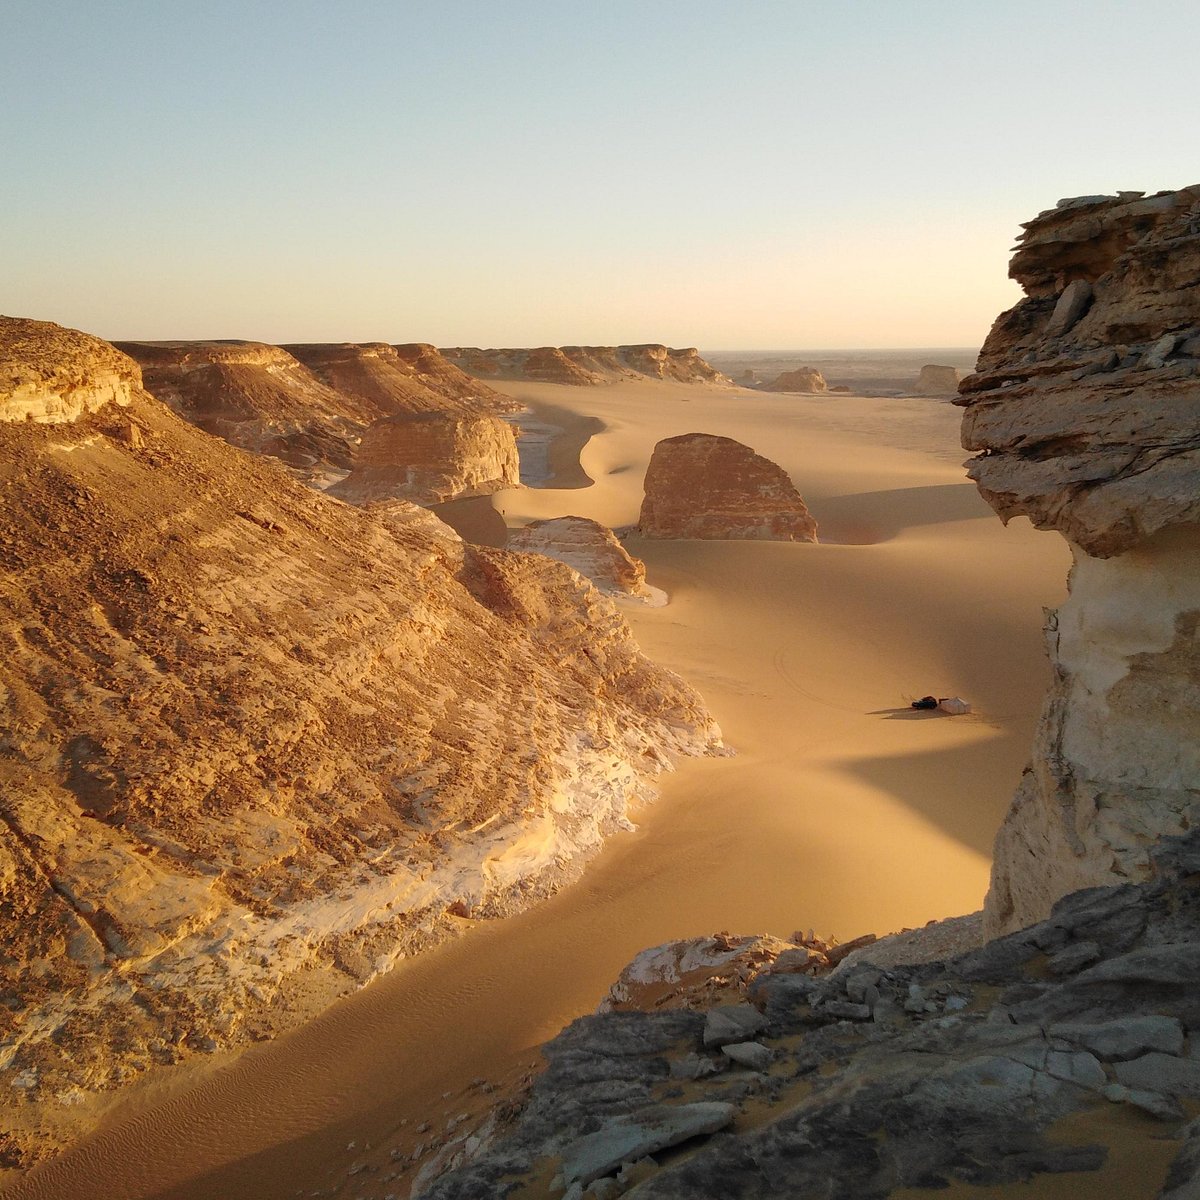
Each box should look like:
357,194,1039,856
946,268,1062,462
815,482,990,545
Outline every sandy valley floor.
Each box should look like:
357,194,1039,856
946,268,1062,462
9,380,1071,1200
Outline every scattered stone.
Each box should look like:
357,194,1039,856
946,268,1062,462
720,1041,773,1071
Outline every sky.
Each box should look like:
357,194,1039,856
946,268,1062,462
3,0,1198,349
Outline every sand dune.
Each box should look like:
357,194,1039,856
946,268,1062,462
10,379,1069,1200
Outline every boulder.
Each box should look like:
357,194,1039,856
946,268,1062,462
638,433,818,542
765,366,827,393
915,364,961,395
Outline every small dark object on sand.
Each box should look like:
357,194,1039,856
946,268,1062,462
911,695,939,710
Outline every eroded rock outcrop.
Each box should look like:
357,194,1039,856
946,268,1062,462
638,433,818,541
118,339,520,504
507,516,662,603
765,366,827,394
0,318,721,1168
957,187,1200,935
915,363,961,395
416,831,1200,1200
441,345,729,387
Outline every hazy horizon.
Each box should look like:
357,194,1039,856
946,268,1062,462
5,0,1198,348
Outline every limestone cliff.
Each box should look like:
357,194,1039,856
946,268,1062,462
441,344,730,387
956,186,1200,935
118,340,520,504
915,363,960,395
638,433,818,542
0,318,721,1168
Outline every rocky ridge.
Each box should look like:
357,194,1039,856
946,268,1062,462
638,434,818,542
956,186,1200,935
418,830,1200,1199
441,345,729,387
0,318,722,1168
120,339,519,504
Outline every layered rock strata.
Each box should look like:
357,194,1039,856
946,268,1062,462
118,340,519,504
638,433,818,542
0,318,721,1168
764,366,827,394
507,517,662,603
418,831,1200,1200
441,345,729,387
957,186,1200,935
915,363,961,395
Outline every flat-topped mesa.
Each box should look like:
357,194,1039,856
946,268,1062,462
441,344,730,387
2,317,140,423
638,433,818,542
507,516,660,603
283,341,521,418
959,186,1200,937
915,364,961,396
0,317,721,1169
765,366,827,394
117,339,520,504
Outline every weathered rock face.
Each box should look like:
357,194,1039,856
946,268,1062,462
507,517,660,603
915,363,961,395
118,340,520,504
765,366,827,394
441,344,729,387
960,186,1200,557
638,433,818,542
957,187,1200,936
328,412,520,505
417,830,1200,1200
2,317,139,423
0,319,721,1169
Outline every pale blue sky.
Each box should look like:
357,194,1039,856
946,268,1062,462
3,1,1197,347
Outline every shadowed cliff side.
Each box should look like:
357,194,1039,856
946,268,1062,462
0,317,721,1171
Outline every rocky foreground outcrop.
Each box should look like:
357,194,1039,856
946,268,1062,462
638,434,818,542
915,363,960,395
957,186,1200,935
419,830,1200,1199
442,345,729,387
763,366,827,394
119,339,519,504
0,318,721,1168
507,517,662,603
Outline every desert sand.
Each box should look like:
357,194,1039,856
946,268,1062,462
9,378,1069,1200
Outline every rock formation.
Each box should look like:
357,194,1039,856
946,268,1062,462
507,517,662,603
0,317,722,1169
441,345,729,387
764,366,827,394
915,363,961,395
416,830,1200,1199
638,434,818,542
118,339,519,504
957,186,1200,935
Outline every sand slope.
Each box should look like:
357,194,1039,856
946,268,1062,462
10,379,1069,1200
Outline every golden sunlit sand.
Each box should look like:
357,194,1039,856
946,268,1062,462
11,379,1070,1200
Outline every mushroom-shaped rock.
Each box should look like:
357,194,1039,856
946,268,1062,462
506,516,659,602
638,433,818,541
